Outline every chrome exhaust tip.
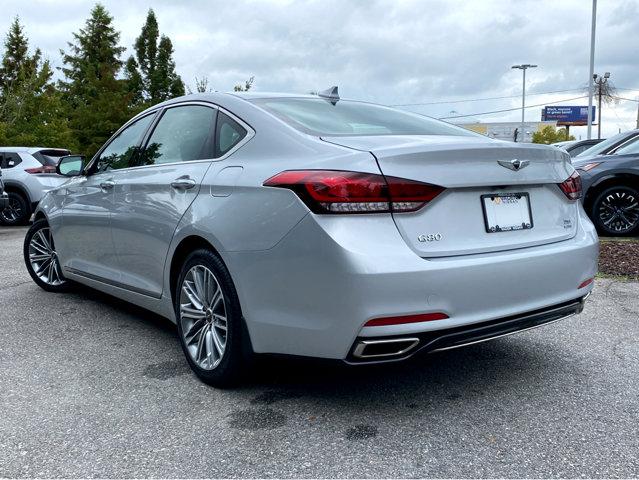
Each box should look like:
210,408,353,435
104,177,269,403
352,337,420,359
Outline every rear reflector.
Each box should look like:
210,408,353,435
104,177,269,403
263,170,444,214
25,166,57,174
364,312,449,327
558,171,582,200
578,277,594,289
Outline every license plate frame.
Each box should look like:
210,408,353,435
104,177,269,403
480,192,533,233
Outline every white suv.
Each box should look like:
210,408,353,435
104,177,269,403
0,147,70,225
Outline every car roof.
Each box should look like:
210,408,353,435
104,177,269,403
0,147,70,154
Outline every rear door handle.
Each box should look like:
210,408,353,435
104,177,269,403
100,180,115,191
170,176,197,190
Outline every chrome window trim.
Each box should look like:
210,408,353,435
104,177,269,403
85,101,255,175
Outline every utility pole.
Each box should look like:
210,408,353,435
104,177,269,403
593,72,610,139
511,64,537,142
587,0,597,139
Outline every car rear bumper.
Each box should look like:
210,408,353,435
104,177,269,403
225,208,599,360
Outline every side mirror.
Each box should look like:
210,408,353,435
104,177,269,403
57,155,86,177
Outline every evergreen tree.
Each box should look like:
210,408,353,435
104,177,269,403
59,3,131,157
0,18,76,149
125,9,185,106
0,17,40,95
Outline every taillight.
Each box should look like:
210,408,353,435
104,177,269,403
263,170,444,214
558,171,582,200
25,166,57,174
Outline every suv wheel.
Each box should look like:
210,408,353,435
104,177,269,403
23,219,71,292
591,185,639,236
1,191,31,225
174,249,252,387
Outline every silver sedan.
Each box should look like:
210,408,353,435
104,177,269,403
23,90,599,386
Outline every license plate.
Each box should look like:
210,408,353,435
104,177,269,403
481,193,533,233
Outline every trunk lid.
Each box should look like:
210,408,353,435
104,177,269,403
322,135,578,257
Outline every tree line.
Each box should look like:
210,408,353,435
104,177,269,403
0,4,251,158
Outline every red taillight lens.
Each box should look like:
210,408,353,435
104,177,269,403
364,312,449,327
25,166,57,174
578,277,594,289
263,170,444,214
558,171,582,200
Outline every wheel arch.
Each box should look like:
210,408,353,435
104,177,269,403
168,235,226,305
3,182,32,204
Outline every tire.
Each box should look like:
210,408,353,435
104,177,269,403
591,185,639,237
174,249,253,387
23,219,72,292
1,191,31,226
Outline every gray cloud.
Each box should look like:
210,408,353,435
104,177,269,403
2,0,638,137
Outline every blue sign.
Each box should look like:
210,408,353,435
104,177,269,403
541,106,595,125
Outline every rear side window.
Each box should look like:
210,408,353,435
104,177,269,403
33,150,71,167
215,111,247,157
95,113,156,172
0,152,22,169
139,105,216,166
250,97,476,137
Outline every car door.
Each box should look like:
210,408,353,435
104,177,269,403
109,103,219,298
56,113,156,284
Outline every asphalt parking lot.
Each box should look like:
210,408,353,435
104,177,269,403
1,226,638,478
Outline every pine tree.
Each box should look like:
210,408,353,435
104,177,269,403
126,9,185,106
0,17,76,149
59,3,131,157
0,16,40,95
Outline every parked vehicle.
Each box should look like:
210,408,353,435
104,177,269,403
573,136,639,236
574,129,639,159
0,168,8,211
552,138,605,157
0,147,71,225
23,91,598,386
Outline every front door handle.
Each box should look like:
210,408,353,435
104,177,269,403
100,180,115,191
170,176,197,190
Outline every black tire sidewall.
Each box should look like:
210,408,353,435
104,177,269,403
174,249,248,387
2,191,31,226
23,219,71,292
591,185,639,236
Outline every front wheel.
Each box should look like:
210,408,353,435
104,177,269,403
591,185,639,236
23,219,71,292
1,191,31,225
174,249,252,387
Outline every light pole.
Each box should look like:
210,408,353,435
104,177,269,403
587,0,597,139
511,64,537,142
593,72,610,139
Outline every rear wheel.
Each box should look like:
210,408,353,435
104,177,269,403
174,249,252,387
23,219,71,292
1,191,31,226
591,185,639,236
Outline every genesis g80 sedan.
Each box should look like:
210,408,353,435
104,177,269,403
24,89,599,386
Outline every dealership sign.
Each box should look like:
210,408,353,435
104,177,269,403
541,106,596,126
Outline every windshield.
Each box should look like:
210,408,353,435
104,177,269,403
575,130,637,158
250,97,477,137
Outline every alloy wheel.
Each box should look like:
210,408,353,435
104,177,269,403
179,265,228,370
28,227,66,286
2,197,23,222
597,188,639,234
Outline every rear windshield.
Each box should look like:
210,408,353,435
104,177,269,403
33,149,71,166
250,97,476,137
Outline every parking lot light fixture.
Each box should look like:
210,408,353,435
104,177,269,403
511,64,538,142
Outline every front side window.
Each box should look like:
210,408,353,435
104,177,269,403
613,136,639,155
215,111,247,157
139,105,216,166
250,97,476,137
95,114,155,172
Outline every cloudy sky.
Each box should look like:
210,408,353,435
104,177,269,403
2,0,638,138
